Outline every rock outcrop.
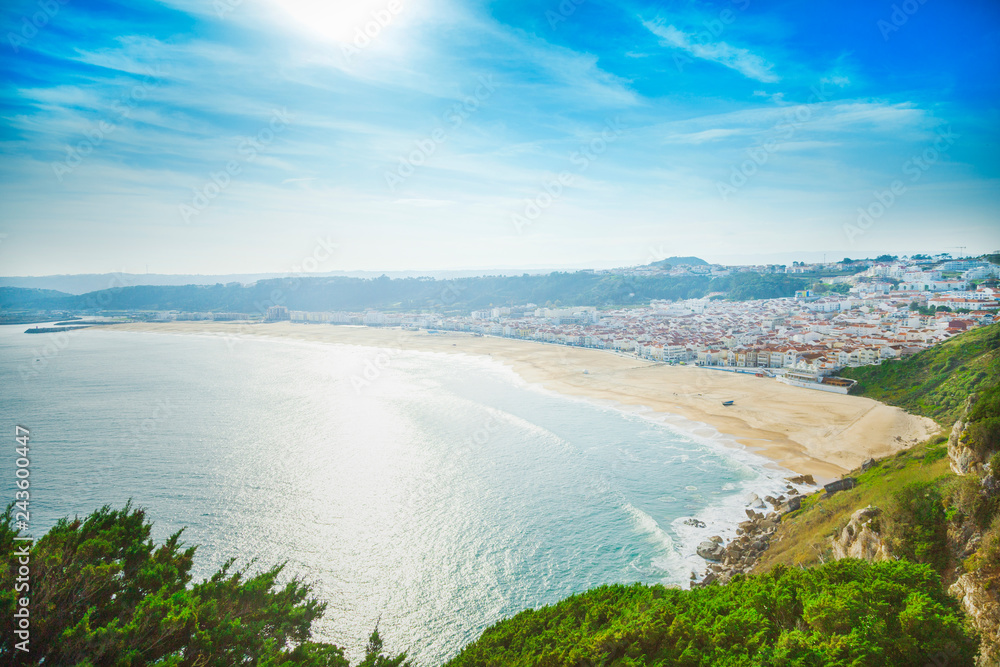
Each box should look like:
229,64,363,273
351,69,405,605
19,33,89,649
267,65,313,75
949,573,1000,666
949,415,980,475
822,477,857,498
786,474,815,486
696,540,724,561
947,392,996,477
697,512,782,585
830,506,892,561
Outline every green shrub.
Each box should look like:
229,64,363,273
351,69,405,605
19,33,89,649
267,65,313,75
967,383,1000,423
946,475,994,531
965,515,1000,578
884,482,950,572
445,560,977,666
965,416,1000,457
0,503,407,666
923,446,949,465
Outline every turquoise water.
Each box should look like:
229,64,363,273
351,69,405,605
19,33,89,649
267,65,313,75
0,324,795,664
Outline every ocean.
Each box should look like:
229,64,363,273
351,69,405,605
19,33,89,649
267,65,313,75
0,324,797,664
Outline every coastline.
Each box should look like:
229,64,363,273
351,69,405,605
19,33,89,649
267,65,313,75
88,321,938,483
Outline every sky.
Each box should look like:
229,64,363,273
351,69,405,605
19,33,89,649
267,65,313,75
1,0,998,276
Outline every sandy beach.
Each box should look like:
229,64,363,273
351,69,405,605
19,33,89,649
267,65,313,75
95,322,938,483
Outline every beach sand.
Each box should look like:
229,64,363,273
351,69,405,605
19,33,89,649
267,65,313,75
97,322,939,483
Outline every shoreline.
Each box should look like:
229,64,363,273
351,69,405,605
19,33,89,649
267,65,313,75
83,321,938,483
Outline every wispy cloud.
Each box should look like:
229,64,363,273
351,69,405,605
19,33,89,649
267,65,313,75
1,0,997,273
664,128,745,144
643,19,779,83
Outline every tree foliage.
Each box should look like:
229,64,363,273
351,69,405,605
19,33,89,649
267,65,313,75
884,482,950,572
0,503,407,667
445,560,977,667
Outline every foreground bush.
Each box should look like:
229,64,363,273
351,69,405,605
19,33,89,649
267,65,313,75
0,503,408,666
446,560,978,667
0,504,983,666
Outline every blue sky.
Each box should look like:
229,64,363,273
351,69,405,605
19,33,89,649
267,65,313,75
1,0,998,275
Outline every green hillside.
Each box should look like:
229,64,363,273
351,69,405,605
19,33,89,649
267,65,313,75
445,324,1000,667
840,323,1000,425
444,560,975,667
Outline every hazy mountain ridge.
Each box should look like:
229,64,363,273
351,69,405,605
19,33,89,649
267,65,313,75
0,269,557,296
0,271,807,314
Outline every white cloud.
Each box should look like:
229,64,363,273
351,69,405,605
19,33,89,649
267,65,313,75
822,75,851,88
393,198,455,207
643,19,779,83
664,128,745,144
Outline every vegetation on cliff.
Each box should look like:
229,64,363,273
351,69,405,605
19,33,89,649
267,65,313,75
759,323,1000,663
0,503,409,666
444,560,975,667
1,502,984,666
839,323,1000,425
5,325,999,665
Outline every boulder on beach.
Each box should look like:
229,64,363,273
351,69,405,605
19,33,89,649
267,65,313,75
786,474,815,486
781,496,802,514
696,540,725,561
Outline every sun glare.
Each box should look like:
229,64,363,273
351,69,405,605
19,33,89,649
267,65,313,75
274,0,406,44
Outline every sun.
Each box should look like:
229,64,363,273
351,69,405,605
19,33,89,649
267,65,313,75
273,0,405,44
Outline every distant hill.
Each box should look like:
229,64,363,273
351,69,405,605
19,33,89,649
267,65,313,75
0,271,807,313
0,269,553,296
840,323,1000,425
0,286,74,310
649,256,708,268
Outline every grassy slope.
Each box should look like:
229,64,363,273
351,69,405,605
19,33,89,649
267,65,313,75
758,324,1000,588
839,323,1000,425
444,326,999,665
754,438,952,572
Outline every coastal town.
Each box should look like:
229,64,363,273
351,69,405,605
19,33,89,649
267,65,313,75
270,255,1000,386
